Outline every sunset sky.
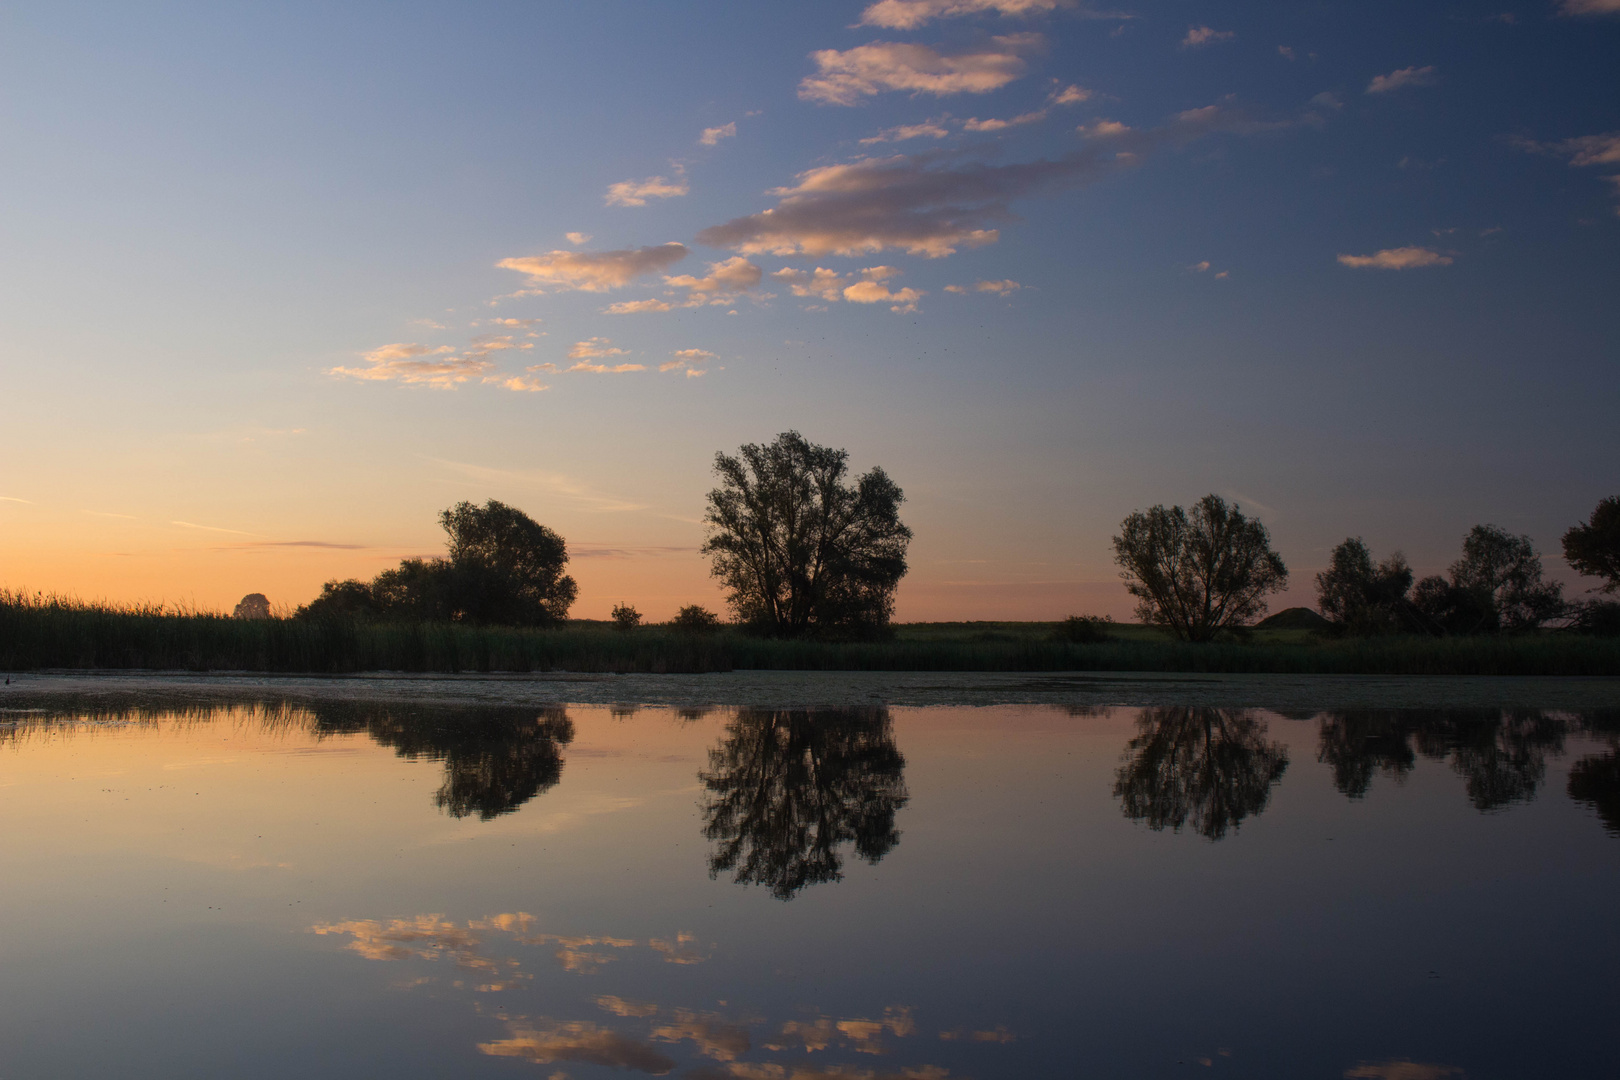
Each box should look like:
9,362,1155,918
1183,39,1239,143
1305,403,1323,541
1,0,1616,619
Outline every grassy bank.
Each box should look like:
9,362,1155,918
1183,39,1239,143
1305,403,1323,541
2,596,1617,675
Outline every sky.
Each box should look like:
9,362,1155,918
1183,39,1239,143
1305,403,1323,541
0,0,1616,620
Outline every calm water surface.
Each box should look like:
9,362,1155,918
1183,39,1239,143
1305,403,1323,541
1,694,1616,1079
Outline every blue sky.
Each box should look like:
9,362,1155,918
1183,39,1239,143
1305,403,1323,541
1,0,1616,618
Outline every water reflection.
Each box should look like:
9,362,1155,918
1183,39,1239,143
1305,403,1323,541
1114,707,1289,840
1316,709,1569,810
1567,709,1620,835
700,708,909,899
306,703,574,821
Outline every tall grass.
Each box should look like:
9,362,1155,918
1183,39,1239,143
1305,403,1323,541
1,591,1617,676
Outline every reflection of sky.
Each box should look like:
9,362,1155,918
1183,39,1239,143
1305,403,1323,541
0,703,1614,1077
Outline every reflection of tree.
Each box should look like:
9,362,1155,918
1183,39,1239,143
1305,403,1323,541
700,708,908,900
309,704,573,820
1113,708,1288,840
1568,709,1620,836
1316,709,1568,810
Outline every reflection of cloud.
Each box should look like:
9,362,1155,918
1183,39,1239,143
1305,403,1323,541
598,995,660,1018
480,1020,676,1075
858,0,1067,29
525,934,637,974
939,1025,1016,1042
766,1008,914,1056
1366,65,1437,94
651,1009,752,1060
649,932,709,964
1344,1063,1462,1080
497,245,689,293
1336,247,1453,270
799,36,1042,106
311,915,499,972
606,175,690,207
1560,0,1620,13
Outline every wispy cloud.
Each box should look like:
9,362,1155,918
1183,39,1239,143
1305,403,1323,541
604,298,674,314
1,496,34,504
423,457,645,512
497,244,688,293
1510,130,1620,214
665,256,764,297
858,0,1124,29
964,110,1047,131
1183,25,1235,47
568,338,632,360
330,343,495,388
244,540,370,549
945,278,1020,294
1366,65,1438,94
565,232,591,245
1558,0,1620,14
1049,83,1092,105
479,1021,674,1073
173,520,256,536
1337,246,1453,269
492,375,550,392
701,106,1247,259
799,35,1043,106
699,122,737,146
861,117,954,144
604,174,689,207
662,348,716,376
776,266,924,312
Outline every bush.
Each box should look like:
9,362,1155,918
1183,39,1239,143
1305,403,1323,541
1054,615,1113,643
670,604,721,633
610,603,642,630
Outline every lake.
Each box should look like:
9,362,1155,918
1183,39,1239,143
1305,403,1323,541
1,673,1616,1079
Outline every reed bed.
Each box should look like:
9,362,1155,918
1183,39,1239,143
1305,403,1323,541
2,593,1617,676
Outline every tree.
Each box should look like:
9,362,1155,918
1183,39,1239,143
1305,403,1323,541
1446,524,1563,633
1315,538,1414,635
610,602,641,630
232,593,271,620
1563,496,1620,593
702,432,912,637
670,604,722,632
440,500,576,625
1112,494,1288,642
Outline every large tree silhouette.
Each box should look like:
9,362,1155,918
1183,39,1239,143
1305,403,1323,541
310,703,574,820
700,708,908,899
1114,707,1288,840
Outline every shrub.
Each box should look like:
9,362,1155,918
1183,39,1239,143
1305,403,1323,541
610,603,642,630
1054,615,1114,643
670,604,721,633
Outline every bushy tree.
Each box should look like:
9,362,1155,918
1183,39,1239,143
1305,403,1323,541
232,593,272,620
702,432,911,637
1563,496,1620,593
1411,525,1563,633
610,602,642,630
670,604,722,632
297,500,575,625
1315,538,1414,635
1112,494,1288,642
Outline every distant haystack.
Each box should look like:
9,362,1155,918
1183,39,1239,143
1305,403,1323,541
233,593,271,620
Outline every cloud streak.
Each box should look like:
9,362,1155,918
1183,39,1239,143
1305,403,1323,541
1366,65,1437,94
330,343,496,388
799,35,1042,106
700,106,1245,258
605,175,690,207
1183,25,1235,47
497,245,689,293
1336,246,1453,269
699,122,737,146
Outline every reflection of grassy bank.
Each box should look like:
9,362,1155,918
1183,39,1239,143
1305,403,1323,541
2,599,1617,674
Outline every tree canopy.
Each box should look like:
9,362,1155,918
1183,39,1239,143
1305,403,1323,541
702,431,912,637
299,499,575,626
1563,496,1620,594
1315,538,1414,635
1112,494,1287,642
1412,524,1563,634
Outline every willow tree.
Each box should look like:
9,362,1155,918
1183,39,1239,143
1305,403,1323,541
1112,494,1287,642
702,431,911,637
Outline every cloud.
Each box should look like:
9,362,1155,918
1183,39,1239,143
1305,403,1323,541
408,318,447,330
479,1021,676,1074
311,916,496,971
425,457,645,512
605,175,690,207
1278,45,1296,60
1310,91,1344,110
663,348,716,375
1336,246,1453,269
486,317,542,328
1183,25,1235,47
700,122,737,146
858,0,1122,28
664,256,764,297
1558,0,1620,13
330,342,495,388
605,299,674,314
172,520,256,535
1076,118,1131,138
799,35,1042,106
564,338,645,372
244,540,368,549
844,281,925,312
648,932,708,964
565,232,592,245
497,244,689,293
493,375,549,392
861,118,954,144
702,106,1251,260
1190,260,1212,272
0,496,34,503
1344,1063,1462,1080
945,278,1020,293
1049,83,1091,105
963,110,1047,131
1514,130,1620,167
1366,65,1438,94
774,267,852,301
